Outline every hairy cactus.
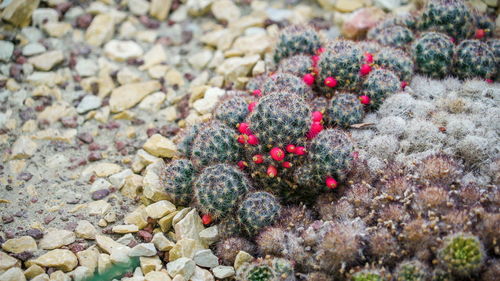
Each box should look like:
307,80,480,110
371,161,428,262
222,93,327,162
191,121,242,167
262,72,314,100
273,24,321,63
324,93,364,128
454,39,496,79
194,164,250,218
474,14,495,38
216,237,256,265
309,96,329,113
160,159,195,206
316,40,364,92
395,260,429,281
246,75,267,92
418,0,475,40
175,124,201,158
351,269,387,281
361,69,400,109
487,39,499,81
416,153,463,186
358,41,383,55
238,192,281,234
368,13,418,37
236,257,295,281
438,233,485,277
371,26,414,49
214,93,251,127
374,47,414,82
412,32,454,78
277,55,314,77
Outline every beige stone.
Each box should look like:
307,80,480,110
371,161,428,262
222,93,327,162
124,206,149,229
140,44,167,70
234,251,253,270
2,236,37,254
341,7,385,39
150,0,173,20
165,69,184,87
191,266,214,281
212,266,235,279
121,174,143,199
216,55,260,83
109,81,161,112
37,102,77,124
211,0,240,23
85,14,115,47
82,162,122,178
0,267,26,281
152,233,175,251
11,136,37,159
39,229,76,250
32,249,78,272
112,225,139,234
168,239,205,261
75,220,97,240
140,256,162,275
167,257,195,279
199,226,218,246
43,22,72,38
145,200,176,219
95,235,124,254
0,251,20,272
145,270,172,281
87,200,111,216
24,264,45,279
1,0,40,27
97,254,111,274
174,209,205,241
49,270,70,281
230,34,272,56
143,161,170,202
335,0,364,12
31,128,77,143
76,246,99,273
29,51,64,71
158,211,178,232
104,40,144,62
143,134,177,158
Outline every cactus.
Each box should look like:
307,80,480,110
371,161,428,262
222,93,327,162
418,0,475,40
368,13,418,38
374,47,414,82
238,191,281,234
361,68,400,109
454,39,496,79
474,14,495,38
175,124,201,158
358,41,383,55
216,237,255,265
412,32,454,78
262,72,314,100
351,269,387,281
438,233,485,277
371,26,414,49
194,164,250,218
316,40,364,93
237,257,295,281
324,93,364,128
159,159,195,206
246,74,268,92
277,55,314,77
214,94,250,127
416,153,463,186
395,260,429,281
273,24,321,63
191,121,242,167
487,39,499,80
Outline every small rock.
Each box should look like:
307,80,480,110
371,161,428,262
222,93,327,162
140,44,166,70
39,229,76,250
68,266,92,281
75,220,97,239
138,230,153,243
110,246,132,265
138,91,166,112
166,257,195,279
193,250,219,268
129,243,157,257
1,0,41,27
0,267,26,281
168,239,205,261
234,251,253,270
85,14,115,47
82,162,122,178
1,236,37,254
0,251,20,272
152,232,175,251
24,264,45,280
144,270,172,281
143,134,177,158
98,254,111,274
32,8,58,27
335,0,364,12
11,136,38,159
150,0,173,20
87,200,111,216
109,169,133,189
124,206,149,229
188,49,213,70
48,271,70,281
75,59,98,77
104,40,144,62
76,246,99,273
90,178,110,192
216,55,260,83
198,226,218,246
145,200,176,219
374,0,402,10
112,225,139,234
33,249,78,272
26,228,44,239
174,209,205,242
109,80,162,112
342,7,386,39
191,266,214,281
42,22,72,38
140,256,162,275
76,95,102,114
0,41,14,62
192,87,225,115
22,42,46,57
212,266,235,279
91,189,110,200
128,0,150,15
28,50,64,71
211,0,240,23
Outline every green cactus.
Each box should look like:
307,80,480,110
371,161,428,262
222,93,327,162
317,40,364,92
246,74,267,92
371,26,414,49
418,0,475,40
474,14,495,38
176,124,201,158
194,164,250,218
214,93,250,127
368,13,418,38
438,233,485,277
375,47,414,82
487,39,500,81
273,24,321,63
358,41,383,55
237,257,294,281
245,265,275,281
351,270,387,281
412,32,454,78
395,260,428,281
262,72,314,101
309,96,329,113
160,159,195,206
324,93,364,128
191,121,242,167
431,269,454,281
361,68,400,109
454,39,496,79
238,192,281,234
277,54,314,77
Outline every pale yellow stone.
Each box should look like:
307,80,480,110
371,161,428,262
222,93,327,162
143,134,177,158
2,236,37,254
0,251,20,272
145,200,176,219
174,209,205,241
1,0,40,27
230,34,271,56
335,0,364,12
43,22,72,38
31,129,77,143
49,270,70,281
109,81,162,112
216,55,260,83
75,220,97,240
145,270,172,281
29,51,64,71
234,251,254,270
143,161,170,201
97,254,111,274
124,206,149,229
85,14,115,47
121,174,143,199
140,44,167,70
165,69,184,87
168,239,205,261
24,264,45,279
82,162,122,178
76,246,99,273
95,235,124,254
87,200,111,216
158,211,178,232
37,102,77,124
150,0,173,20
32,249,78,272
39,229,76,250
112,225,139,234
152,233,176,251
0,267,26,281
140,256,162,274
11,136,37,159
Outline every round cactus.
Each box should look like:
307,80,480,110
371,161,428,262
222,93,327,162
262,72,314,101
361,68,400,109
371,26,414,49
214,94,250,127
368,13,418,38
194,164,251,218
487,38,500,81
245,265,275,281
395,260,429,281
317,40,364,93
412,32,454,78
309,96,329,113
246,74,267,92
324,93,364,128
358,41,383,55
237,192,281,234
454,39,496,79
160,159,195,206
374,47,414,82
474,14,496,39
191,121,242,167
438,233,485,277
351,269,387,281
273,24,321,63
418,0,475,40
175,124,201,158
237,257,294,281
277,54,314,77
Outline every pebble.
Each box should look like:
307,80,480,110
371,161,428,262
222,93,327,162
22,42,47,56
24,264,45,279
374,0,402,10
110,246,132,265
39,229,76,250
76,246,99,273
87,200,111,216
91,189,110,200
82,162,122,178
191,267,214,281
0,251,20,272
342,7,385,39
140,44,167,70
109,80,162,112
192,87,225,114
1,236,37,254
26,228,44,239
75,59,98,77
140,256,162,275
28,50,65,71
32,8,59,27
211,0,240,22
150,0,173,20
98,254,112,274
68,266,92,281
145,200,176,219
143,134,177,158
11,136,38,159
76,95,102,114
128,0,150,15
1,0,40,27
174,209,205,241
234,251,253,270
335,0,364,12
0,267,26,281
193,250,219,268
212,266,235,279
144,270,172,281
104,40,144,62
152,232,175,251
85,14,115,47
129,243,157,257
0,41,15,62
75,220,97,239
112,225,139,234
33,249,78,272
167,257,196,279
216,55,260,83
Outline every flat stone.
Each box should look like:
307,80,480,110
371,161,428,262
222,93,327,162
374,0,401,10
152,232,175,251
0,267,26,281
216,55,260,83
234,251,253,270
29,51,64,71
145,200,176,219
191,267,214,281
138,91,166,112
230,34,272,55
109,169,133,189
169,239,205,261
335,0,364,12
43,22,72,38
211,0,240,23
0,41,14,62
76,95,101,114
32,8,58,27
24,264,45,279
87,200,111,216
39,229,76,250
109,80,161,112
112,225,139,234
166,258,195,279
342,7,385,39
121,174,143,199
174,209,205,241
143,134,177,158
90,178,111,193
188,49,213,70
22,42,46,56
104,40,144,62
193,250,219,269
186,0,213,16
48,270,70,281
143,162,170,201
68,266,92,281
11,136,37,159
2,236,37,254
32,249,78,272
82,162,122,178
150,0,173,20
172,208,192,226
110,246,131,265
212,266,235,279
140,256,162,275
97,254,111,274
193,87,225,114
76,246,99,273
145,270,172,281
75,59,98,77
158,211,178,233
1,0,41,27
124,206,149,229
129,243,157,257
128,0,150,15
140,44,166,70
75,220,97,240
85,13,115,47
0,251,20,272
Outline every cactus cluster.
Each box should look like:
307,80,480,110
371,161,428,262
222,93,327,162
273,24,321,63
411,32,454,78
454,39,496,79
418,0,475,40
160,159,195,206
237,257,295,281
324,93,364,127
362,69,401,109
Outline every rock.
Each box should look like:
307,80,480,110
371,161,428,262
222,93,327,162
130,243,157,257
172,208,192,226
252,60,265,76
76,95,101,114
169,239,205,261
2,236,37,254
342,7,386,39
158,211,177,232
212,266,235,279
22,42,46,56
31,273,49,281
90,178,111,193
128,0,150,15
49,270,70,281
1,0,40,27
28,50,64,71
165,69,184,87
230,34,272,56
234,251,253,270
374,0,402,10
140,256,162,275
97,254,111,274
188,49,213,70
75,59,98,77
211,0,240,23
112,225,139,234
186,0,213,16
87,200,111,216
193,250,219,268
42,22,72,38
216,55,260,83
76,246,99,273
138,91,166,112
75,220,97,239
0,251,20,272
166,258,195,279
145,200,176,219
199,226,218,246
0,267,26,281
191,267,214,281
140,44,167,70
265,8,293,22
109,169,133,189
85,14,115,47
192,87,225,114
145,270,172,281
124,206,149,229
82,162,122,178
109,80,161,112
0,41,14,62
11,136,37,159
68,266,92,281
121,174,144,199
104,40,143,62
143,134,177,158
33,249,78,272
174,209,205,241
110,246,132,265
335,0,364,12
152,232,175,251
39,229,76,250
32,8,58,27
24,264,45,279
150,0,173,20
